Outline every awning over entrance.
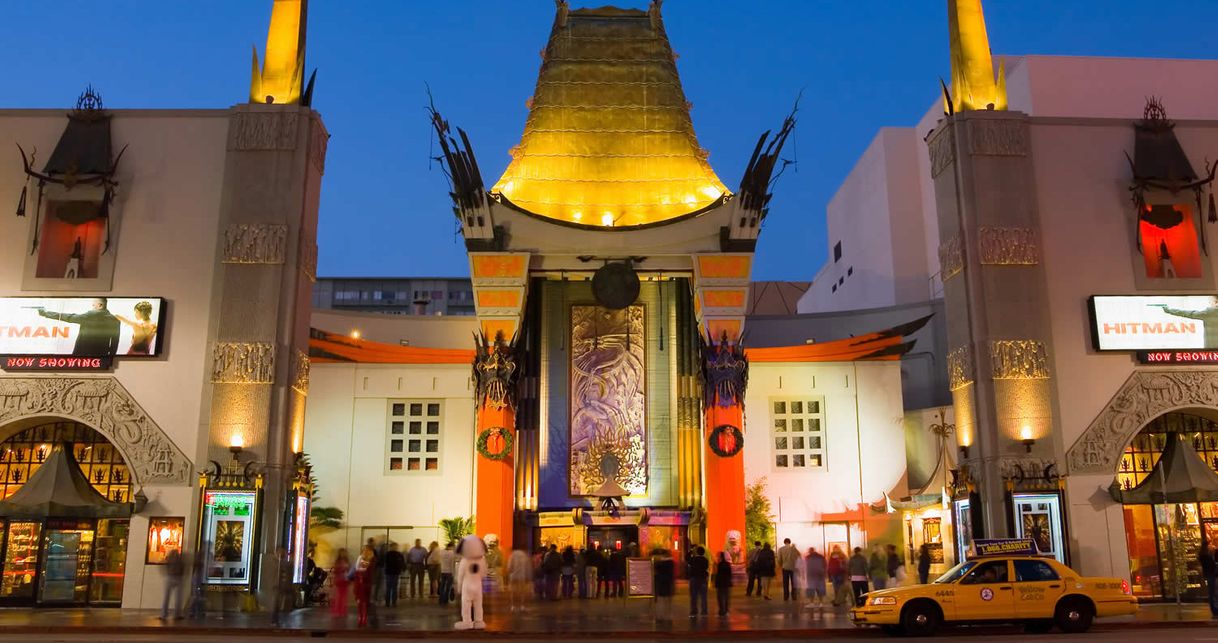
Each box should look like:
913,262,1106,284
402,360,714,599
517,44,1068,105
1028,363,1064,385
1109,432,1218,504
0,443,132,519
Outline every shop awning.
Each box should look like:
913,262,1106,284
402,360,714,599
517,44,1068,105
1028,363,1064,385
0,443,133,519
1109,432,1218,504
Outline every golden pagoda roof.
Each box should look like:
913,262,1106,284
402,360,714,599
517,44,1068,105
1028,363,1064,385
491,2,729,228
947,0,1007,112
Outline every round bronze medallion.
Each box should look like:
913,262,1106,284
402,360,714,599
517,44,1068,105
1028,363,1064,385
591,262,640,310
708,424,744,457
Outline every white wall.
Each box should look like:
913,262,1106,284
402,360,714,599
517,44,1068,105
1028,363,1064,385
303,362,476,564
743,361,908,551
311,309,478,350
0,109,231,608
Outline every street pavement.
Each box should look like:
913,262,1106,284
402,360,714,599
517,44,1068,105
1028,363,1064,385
0,588,1209,639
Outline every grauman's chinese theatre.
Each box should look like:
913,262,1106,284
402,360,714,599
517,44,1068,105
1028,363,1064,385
427,1,926,555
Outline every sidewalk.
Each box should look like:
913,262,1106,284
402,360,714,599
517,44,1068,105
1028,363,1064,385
0,590,1209,638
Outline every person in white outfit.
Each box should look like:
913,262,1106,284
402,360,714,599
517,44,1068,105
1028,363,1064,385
454,535,487,630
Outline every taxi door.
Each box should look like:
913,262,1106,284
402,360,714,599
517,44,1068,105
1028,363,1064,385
1012,558,1064,619
952,559,1015,621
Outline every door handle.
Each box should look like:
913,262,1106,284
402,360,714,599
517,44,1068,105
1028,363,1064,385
1048,584,1061,588
999,586,1012,590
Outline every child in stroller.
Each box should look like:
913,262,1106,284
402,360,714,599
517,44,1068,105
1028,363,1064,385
305,556,329,607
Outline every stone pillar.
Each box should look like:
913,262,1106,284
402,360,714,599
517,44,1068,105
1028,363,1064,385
205,103,326,599
928,110,1059,540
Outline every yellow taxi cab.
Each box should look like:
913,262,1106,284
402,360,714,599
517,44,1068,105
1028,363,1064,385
850,541,1137,637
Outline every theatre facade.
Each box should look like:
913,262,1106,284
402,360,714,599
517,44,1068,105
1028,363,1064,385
0,0,325,608
797,0,1218,602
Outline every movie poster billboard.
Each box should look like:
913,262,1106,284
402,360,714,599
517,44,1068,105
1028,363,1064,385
0,296,165,357
1090,295,1218,351
201,491,258,587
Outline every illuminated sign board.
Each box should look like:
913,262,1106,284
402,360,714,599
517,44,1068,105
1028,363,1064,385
973,538,1038,557
0,297,165,358
1089,295,1218,351
2,355,112,371
202,491,258,587
292,495,309,584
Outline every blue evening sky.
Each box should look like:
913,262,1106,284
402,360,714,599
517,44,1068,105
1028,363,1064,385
4,1,1218,281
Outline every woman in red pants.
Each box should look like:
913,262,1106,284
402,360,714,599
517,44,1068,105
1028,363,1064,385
330,549,351,618
353,546,376,627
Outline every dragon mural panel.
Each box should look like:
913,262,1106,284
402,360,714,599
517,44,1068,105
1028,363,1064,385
569,304,646,496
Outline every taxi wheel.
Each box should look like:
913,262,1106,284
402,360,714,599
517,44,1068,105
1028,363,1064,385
1054,598,1095,634
900,601,941,637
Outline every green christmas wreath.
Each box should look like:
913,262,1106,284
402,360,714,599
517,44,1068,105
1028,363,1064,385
476,427,514,461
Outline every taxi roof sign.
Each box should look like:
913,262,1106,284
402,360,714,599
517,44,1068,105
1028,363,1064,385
972,538,1038,557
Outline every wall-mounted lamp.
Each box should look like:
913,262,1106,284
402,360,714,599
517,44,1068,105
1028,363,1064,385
959,444,970,459
1020,425,1035,453
229,433,245,456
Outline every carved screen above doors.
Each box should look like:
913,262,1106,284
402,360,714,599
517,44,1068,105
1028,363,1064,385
569,304,647,496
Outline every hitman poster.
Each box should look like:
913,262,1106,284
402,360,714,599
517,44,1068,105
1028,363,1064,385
0,297,165,357
1090,295,1218,351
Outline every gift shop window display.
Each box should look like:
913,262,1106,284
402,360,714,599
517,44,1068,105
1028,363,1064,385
0,421,134,606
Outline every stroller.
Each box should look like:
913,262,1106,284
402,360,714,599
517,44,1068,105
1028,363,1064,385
305,560,329,607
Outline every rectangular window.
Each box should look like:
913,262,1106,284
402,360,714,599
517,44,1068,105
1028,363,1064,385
386,399,443,474
833,241,842,262
769,397,826,470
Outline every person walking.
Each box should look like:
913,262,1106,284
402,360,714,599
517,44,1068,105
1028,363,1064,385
372,539,386,605
917,544,932,585
652,548,675,622
885,544,903,589
160,546,185,620
778,538,800,600
848,547,869,606
425,541,441,597
406,539,428,599
804,547,827,608
506,548,531,611
353,546,375,627
687,545,710,617
745,541,762,597
755,542,776,600
384,542,406,607
575,548,589,598
560,546,577,598
330,549,351,618
868,545,887,593
827,545,848,608
586,547,605,598
438,542,456,606
609,547,627,598
270,546,297,626
1201,544,1218,617
713,551,733,616
542,544,562,600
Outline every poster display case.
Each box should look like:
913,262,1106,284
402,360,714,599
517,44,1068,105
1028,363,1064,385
291,495,309,584
0,521,39,600
145,516,184,565
200,490,259,588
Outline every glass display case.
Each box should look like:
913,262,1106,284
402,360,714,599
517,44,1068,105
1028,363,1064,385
1,522,40,600
39,520,94,604
90,519,128,605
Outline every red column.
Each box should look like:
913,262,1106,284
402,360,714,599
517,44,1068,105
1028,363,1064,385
475,403,515,553
703,403,745,557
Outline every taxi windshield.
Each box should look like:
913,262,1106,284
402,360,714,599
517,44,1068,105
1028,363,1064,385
932,560,978,584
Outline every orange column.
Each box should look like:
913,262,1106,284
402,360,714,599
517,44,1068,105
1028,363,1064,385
475,402,515,553
703,402,745,557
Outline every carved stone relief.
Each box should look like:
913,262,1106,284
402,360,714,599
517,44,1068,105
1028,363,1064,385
309,117,328,175
979,227,1039,265
939,234,964,281
1068,371,1218,474
989,340,1050,380
929,127,956,178
211,342,276,384
298,239,318,282
229,111,299,151
291,350,310,396
968,119,1028,156
947,345,974,391
0,377,192,484
223,224,288,265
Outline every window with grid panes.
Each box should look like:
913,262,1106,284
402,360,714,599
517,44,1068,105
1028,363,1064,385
386,400,443,474
770,397,826,470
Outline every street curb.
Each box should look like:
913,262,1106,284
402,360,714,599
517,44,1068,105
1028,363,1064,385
0,619,1206,639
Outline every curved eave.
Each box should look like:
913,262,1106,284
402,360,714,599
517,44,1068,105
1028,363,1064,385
489,190,732,232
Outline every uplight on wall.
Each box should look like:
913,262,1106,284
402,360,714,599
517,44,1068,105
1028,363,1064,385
350,329,362,339
1020,425,1035,453
601,212,614,227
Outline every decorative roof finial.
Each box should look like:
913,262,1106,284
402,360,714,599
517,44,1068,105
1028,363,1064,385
946,0,1007,113
250,0,313,106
